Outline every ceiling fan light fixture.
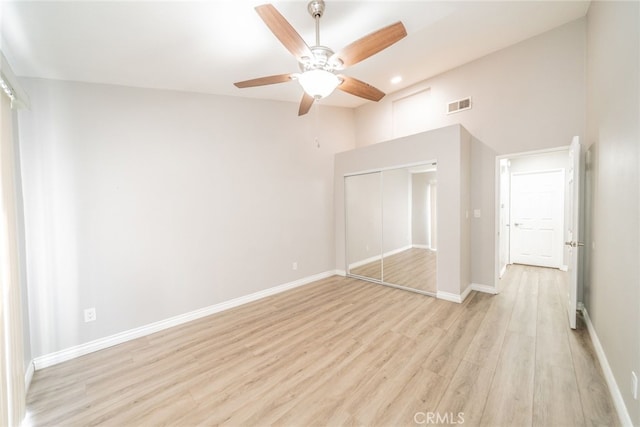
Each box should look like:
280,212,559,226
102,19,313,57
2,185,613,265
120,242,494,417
298,69,341,99
235,2,406,115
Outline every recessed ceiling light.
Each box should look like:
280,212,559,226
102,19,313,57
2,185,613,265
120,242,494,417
391,75,403,84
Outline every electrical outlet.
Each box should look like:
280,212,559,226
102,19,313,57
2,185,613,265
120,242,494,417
632,371,638,400
84,308,96,323
292,262,298,271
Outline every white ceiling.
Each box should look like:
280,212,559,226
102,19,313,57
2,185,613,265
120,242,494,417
1,0,589,108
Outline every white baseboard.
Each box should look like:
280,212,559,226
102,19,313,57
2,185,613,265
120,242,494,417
24,360,34,392
348,254,381,270
335,269,346,277
411,244,436,252
438,282,498,304
471,283,498,295
581,307,633,427
461,284,472,302
33,270,338,370
437,290,464,304
348,245,413,270
499,265,507,278
386,245,412,257
560,265,569,272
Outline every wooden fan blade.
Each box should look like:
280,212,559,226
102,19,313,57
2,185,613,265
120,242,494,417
234,74,294,88
334,22,407,68
298,92,315,116
337,75,385,102
255,4,312,61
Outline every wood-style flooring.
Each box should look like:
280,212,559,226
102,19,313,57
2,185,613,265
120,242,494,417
349,247,436,293
25,265,618,426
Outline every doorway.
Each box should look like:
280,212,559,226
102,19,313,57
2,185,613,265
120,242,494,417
495,147,571,289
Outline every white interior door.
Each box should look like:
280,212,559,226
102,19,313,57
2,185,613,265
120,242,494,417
565,136,581,329
510,170,564,268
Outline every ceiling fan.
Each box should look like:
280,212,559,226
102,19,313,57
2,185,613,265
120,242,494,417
234,0,407,116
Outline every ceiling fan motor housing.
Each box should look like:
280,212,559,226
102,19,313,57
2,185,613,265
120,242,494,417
307,0,325,18
300,46,343,73
302,1,343,72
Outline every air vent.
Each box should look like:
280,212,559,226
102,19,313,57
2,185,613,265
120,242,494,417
447,97,472,114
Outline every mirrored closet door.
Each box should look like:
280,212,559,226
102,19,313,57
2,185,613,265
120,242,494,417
345,163,438,296
345,172,382,281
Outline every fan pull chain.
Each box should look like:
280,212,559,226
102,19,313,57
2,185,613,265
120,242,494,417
315,99,320,148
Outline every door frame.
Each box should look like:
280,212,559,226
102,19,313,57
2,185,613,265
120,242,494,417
493,146,570,293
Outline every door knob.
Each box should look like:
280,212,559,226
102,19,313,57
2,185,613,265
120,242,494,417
513,223,522,227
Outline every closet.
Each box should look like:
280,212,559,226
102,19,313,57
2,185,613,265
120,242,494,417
345,163,438,295
334,124,474,301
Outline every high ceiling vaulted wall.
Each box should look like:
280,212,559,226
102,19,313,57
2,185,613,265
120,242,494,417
1,1,589,108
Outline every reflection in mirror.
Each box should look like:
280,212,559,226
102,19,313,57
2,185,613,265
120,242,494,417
381,165,437,294
345,163,437,296
345,172,382,281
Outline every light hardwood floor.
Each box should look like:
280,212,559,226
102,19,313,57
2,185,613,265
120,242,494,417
382,248,436,293
350,248,436,293
26,265,618,426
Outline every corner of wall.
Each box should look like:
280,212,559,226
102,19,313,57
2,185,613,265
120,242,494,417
459,128,472,295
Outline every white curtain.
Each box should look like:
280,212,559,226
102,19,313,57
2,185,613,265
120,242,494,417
0,72,26,426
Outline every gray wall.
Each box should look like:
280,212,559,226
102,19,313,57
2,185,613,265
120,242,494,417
585,1,639,424
459,127,471,291
11,111,31,371
411,171,437,248
345,172,382,266
18,78,356,358
354,18,586,154
470,138,496,286
382,168,411,254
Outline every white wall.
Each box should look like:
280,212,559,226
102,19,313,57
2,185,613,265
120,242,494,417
17,78,355,358
508,150,569,174
585,1,640,424
335,124,470,297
